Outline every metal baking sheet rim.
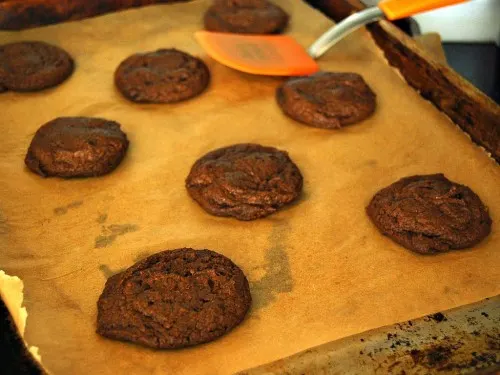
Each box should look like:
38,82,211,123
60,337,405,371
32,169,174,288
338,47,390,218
237,295,500,375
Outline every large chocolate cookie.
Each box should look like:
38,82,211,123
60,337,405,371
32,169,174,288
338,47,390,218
0,41,74,92
276,72,376,129
366,174,492,254
114,49,210,103
25,117,129,178
204,0,289,34
186,143,303,221
97,248,252,349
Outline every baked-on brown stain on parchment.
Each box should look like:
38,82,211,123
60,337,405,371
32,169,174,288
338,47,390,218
94,212,138,249
0,210,8,235
250,222,294,311
99,264,126,279
53,200,83,215
99,251,157,279
96,213,108,224
94,224,138,249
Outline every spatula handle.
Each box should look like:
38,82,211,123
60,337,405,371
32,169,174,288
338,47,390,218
379,0,469,21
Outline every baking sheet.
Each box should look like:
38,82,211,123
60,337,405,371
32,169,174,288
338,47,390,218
238,296,500,374
0,1,499,374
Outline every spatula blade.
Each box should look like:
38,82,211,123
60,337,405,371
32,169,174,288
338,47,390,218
195,31,319,76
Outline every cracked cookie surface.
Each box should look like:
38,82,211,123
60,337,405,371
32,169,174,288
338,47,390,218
0,41,74,92
186,143,303,221
96,248,251,349
25,117,128,178
204,0,289,34
114,48,210,103
276,72,376,129
366,174,492,254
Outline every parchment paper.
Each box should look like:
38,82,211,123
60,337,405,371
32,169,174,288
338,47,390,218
0,1,498,374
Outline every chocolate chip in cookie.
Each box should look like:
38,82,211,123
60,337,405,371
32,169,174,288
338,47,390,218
186,143,303,221
97,248,252,349
366,174,492,254
276,72,376,129
114,48,210,103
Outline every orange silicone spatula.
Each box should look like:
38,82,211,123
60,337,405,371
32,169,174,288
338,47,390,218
195,0,468,76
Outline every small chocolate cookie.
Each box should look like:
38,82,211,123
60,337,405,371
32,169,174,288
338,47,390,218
366,174,492,254
97,248,252,349
204,0,289,34
25,117,129,178
114,49,210,103
186,143,303,221
0,41,74,92
276,72,376,129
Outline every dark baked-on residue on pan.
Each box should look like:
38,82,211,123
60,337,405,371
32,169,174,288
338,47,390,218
114,48,210,103
204,0,289,35
186,143,303,221
0,41,74,92
366,174,492,254
97,248,252,349
25,117,129,178
276,72,376,129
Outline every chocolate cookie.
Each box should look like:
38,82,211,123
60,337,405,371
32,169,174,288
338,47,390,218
25,117,129,178
114,49,210,103
0,41,74,92
204,0,289,34
276,72,376,129
186,143,303,221
97,248,251,349
366,174,492,254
